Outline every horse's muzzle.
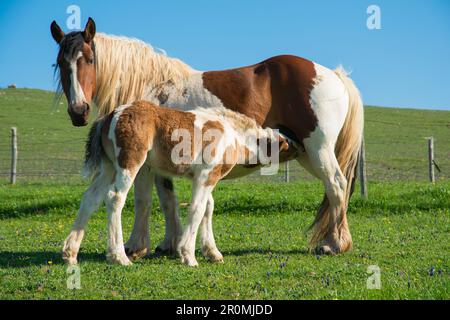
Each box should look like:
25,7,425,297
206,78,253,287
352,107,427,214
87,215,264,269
68,103,90,127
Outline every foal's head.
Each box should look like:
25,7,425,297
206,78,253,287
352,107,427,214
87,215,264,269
51,18,97,126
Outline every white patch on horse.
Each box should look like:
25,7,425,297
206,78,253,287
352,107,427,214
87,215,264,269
108,104,131,158
67,51,86,106
146,72,226,112
309,63,349,146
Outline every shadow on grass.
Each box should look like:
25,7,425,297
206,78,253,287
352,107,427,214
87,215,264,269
0,199,78,220
225,247,310,257
0,251,104,268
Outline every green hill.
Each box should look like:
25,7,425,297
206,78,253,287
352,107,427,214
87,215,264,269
0,88,449,182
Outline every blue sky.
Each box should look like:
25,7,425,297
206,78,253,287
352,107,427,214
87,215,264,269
0,0,449,110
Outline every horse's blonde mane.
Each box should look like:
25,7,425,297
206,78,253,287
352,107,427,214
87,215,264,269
94,33,194,116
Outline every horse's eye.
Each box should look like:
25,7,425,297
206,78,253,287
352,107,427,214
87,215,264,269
86,58,94,65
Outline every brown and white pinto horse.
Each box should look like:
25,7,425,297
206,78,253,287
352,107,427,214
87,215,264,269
63,100,293,266
51,18,363,257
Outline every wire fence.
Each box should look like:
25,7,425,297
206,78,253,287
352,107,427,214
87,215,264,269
0,126,448,187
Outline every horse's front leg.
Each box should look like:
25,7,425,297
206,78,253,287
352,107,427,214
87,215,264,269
124,165,154,261
178,181,213,267
105,168,137,266
154,176,182,255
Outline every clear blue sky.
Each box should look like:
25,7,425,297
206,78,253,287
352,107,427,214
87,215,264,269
0,0,449,110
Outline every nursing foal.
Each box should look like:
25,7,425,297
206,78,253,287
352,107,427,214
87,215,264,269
62,101,291,266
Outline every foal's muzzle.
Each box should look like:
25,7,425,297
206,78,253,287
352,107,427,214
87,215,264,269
68,103,90,127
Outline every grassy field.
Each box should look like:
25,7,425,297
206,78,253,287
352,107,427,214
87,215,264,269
0,180,449,299
0,88,449,300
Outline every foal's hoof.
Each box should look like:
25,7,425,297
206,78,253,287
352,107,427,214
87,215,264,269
315,245,337,256
155,245,176,256
62,249,78,265
202,248,224,263
107,253,133,266
180,255,199,267
62,255,78,265
125,247,149,261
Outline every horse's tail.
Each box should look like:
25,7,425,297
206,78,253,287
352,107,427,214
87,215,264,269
83,117,107,178
334,66,364,205
309,66,364,251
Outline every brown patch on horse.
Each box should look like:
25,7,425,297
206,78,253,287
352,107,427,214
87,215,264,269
204,145,238,186
113,101,197,175
202,120,224,160
202,55,318,142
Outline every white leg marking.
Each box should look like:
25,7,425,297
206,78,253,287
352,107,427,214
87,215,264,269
200,194,223,263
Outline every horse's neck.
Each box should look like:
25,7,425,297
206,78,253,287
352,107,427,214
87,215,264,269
144,72,225,111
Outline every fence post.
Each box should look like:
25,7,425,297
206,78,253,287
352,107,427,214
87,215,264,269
359,136,367,199
10,127,17,184
428,137,435,183
284,161,290,182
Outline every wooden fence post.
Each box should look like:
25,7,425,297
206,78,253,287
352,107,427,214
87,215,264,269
428,137,435,183
10,127,17,184
359,136,367,199
284,161,290,182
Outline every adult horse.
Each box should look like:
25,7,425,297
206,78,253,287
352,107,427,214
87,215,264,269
51,18,363,256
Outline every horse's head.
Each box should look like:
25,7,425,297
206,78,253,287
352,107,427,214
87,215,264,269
51,18,97,127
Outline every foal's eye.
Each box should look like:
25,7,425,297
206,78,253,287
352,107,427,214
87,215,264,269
86,58,94,65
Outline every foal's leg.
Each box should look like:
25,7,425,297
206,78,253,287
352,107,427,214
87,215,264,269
178,181,212,267
200,194,223,263
104,167,138,266
154,176,182,255
62,163,114,265
124,165,154,261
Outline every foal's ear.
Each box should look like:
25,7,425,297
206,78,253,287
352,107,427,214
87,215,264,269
82,17,96,42
50,20,65,44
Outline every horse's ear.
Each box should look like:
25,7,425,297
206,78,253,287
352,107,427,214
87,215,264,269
82,17,96,42
50,20,65,44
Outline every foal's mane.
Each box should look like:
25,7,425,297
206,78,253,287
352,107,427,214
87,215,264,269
93,33,194,117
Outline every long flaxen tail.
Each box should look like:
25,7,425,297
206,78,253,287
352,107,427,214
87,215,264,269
83,117,107,178
309,66,364,252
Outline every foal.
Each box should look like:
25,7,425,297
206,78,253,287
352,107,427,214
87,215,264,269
62,101,292,266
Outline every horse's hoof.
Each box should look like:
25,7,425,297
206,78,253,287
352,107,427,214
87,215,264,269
107,253,133,266
63,256,78,265
155,245,175,256
315,245,337,255
180,255,199,267
202,248,224,263
125,247,148,261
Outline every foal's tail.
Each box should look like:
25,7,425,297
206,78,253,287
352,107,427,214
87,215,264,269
309,66,364,251
84,117,107,178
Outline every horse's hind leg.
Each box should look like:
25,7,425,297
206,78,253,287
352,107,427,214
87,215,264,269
62,162,114,265
154,176,182,255
303,140,351,255
124,165,154,261
200,194,223,263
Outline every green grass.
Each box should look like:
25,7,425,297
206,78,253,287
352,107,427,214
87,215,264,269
0,180,448,299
